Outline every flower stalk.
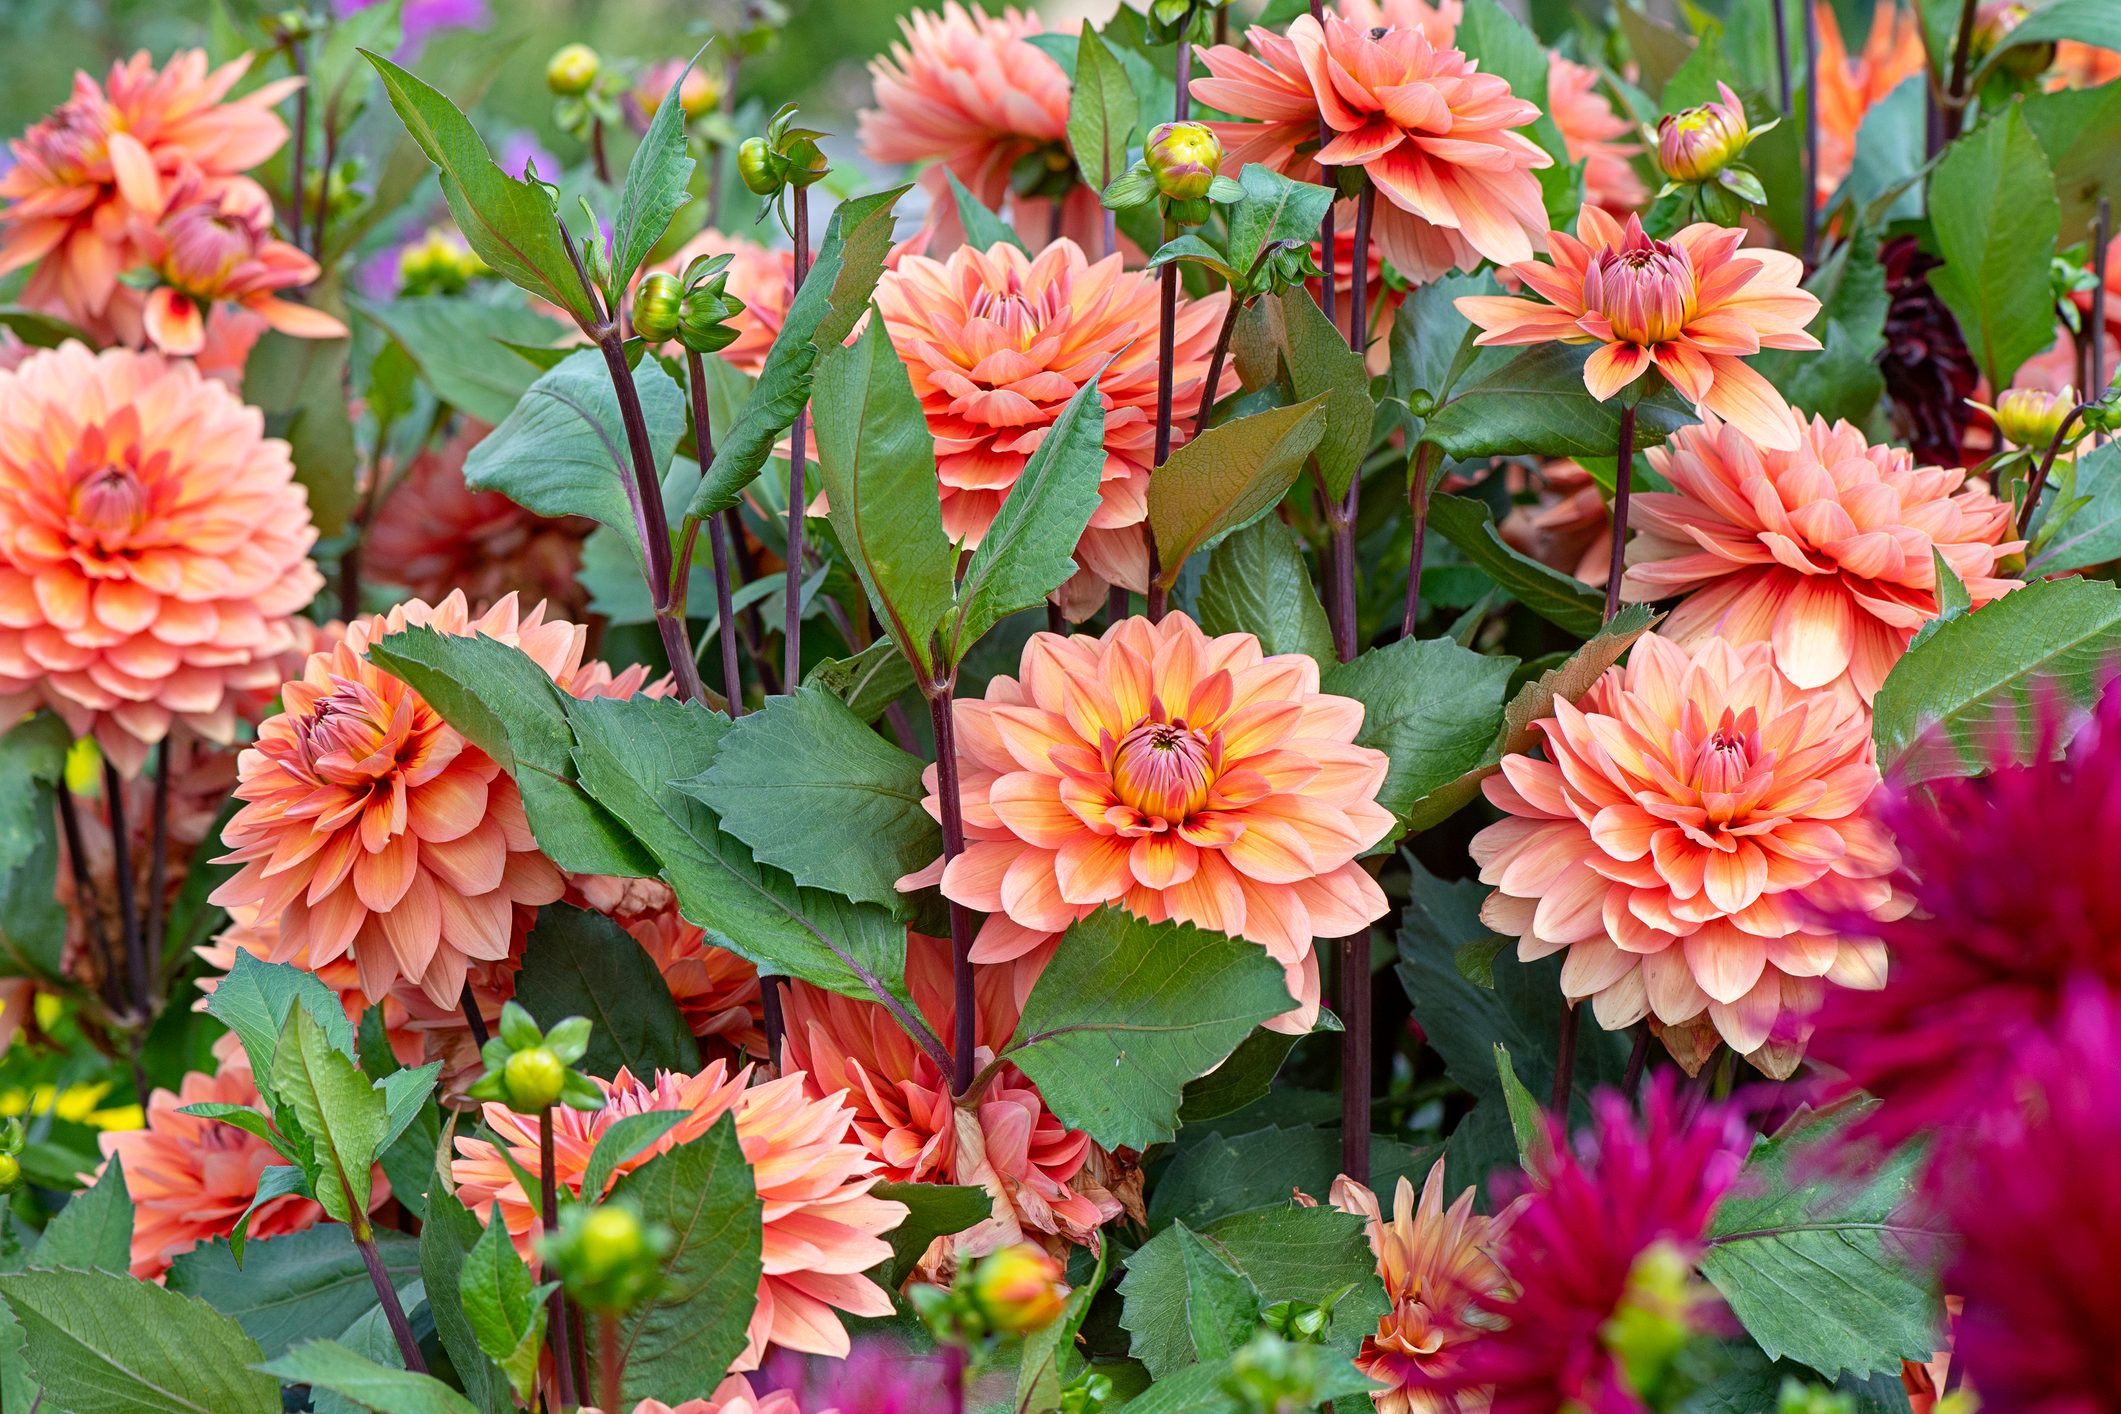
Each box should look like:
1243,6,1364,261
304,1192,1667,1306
784,186,812,689
1401,439,1440,638
1605,402,1638,622
1800,0,1820,268
686,350,746,715
102,758,148,1028
541,1106,579,1409
927,687,980,1095
2019,401,2094,537
353,1215,427,1373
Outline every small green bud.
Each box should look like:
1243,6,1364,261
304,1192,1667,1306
1146,121,1223,204
678,287,746,354
546,44,601,98
633,271,684,342
503,1046,568,1111
969,1243,1069,1333
540,1201,673,1313
0,1153,20,1194
737,137,778,196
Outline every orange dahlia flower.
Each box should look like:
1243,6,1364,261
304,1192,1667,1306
452,1063,907,1369
623,904,767,1061
646,229,792,377
1470,633,1904,1076
898,614,1395,1033
1500,458,1612,585
1547,54,1647,213
780,931,1120,1255
0,50,298,337
93,1034,387,1279
1457,206,1823,451
132,179,344,356
1195,13,1550,284
0,343,323,775
858,3,1099,250
1621,416,2023,702
363,421,594,619
873,239,1233,608
1331,1162,1525,1414
210,592,661,1009
1815,3,1928,199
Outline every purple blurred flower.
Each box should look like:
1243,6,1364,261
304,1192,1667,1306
760,1339,955,1413
337,0,488,56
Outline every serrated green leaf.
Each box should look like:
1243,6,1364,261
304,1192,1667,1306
873,1182,992,1285
0,1268,280,1414
580,1112,691,1202
1426,493,1606,637
231,1166,315,1266
514,904,694,1080
32,1155,131,1274
1928,105,2060,393
206,952,358,1094
1492,1044,1554,1173
1175,1026,1304,1127
609,53,701,296
0,713,67,983
2028,442,2121,574
416,1191,510,1412
273,1007,388,1224
1068,26,1137,191
1148,1124,1441,1234
169,1227,422,1362
1323,635,1516,843
1196,515,1334,669
1225,165,1334,283
261,1339,479,1414
1175,1224,1263,1363
946,171,1027,252
459,1206,543,1404
1422,342,1697,462
347,296,560,424
1149,396,1329,588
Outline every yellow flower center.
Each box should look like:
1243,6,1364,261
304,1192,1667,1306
1590,243,1697,347
1111,718,1217,821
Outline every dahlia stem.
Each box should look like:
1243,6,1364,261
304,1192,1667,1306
926,688,980,1096
1770,0,1792,114
1623,1025,1651,1097
1195,298,1239,438
1149,216,1180,626
352,1218,427,1373
1551,1002,1580,1113
53,784,119,1015
590,116,612,186
458,984,489,1050
688,351,745,716
1308,0,1336,329
760,976,785,1063
311,121,337,260
286,36,310,253
1347,180,1373,354
1107,585,1130,624
1046,195,1065,249
1800,0,1821,270
101,760,147,1026
784,187,813,691
1604,403,1637,623
1942,0,1981,142
541,1107,579,1409
143,739,171,996
1325,180,1376,666
598,1310,621,1414
1174,36,1192,122
2019,402,2093,537
2089,198,2111,417
1339,932,1372,1182
1400,440,1440,639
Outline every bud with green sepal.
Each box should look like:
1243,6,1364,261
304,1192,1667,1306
546,43,601,97
675,251,747,355
737,104,832,233
1651,83,1777,224
968,1242,1069,1334
0,1116,24,1195
537,1199,674,1314
633,271,684,343
467,1001,603,1114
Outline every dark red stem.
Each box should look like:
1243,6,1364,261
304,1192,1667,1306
101,760,146,1025
354,1221,427,1373
1551,1002,1580,1113
927,689,979,1095
287,38,309,253
1195,298,1238,437
2020,403,2093,536
688,352,746,716
143,739,171,996
1401,441,1439,638
1339,932,1371,1181
54,785,117,1014
542,1109,578,1408
1801,0,1820,269
1605,404,1637,622
1942,0,1981,142
458,984,489,1049
784,188,813,690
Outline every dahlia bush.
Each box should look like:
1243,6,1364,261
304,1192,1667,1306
1,2,2117,1411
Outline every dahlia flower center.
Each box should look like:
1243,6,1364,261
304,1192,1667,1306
165,207,254,289
966,282,1063,350
72,465,149,548
1589,244,1696,346
1110,719,1217,821
296,686,412,785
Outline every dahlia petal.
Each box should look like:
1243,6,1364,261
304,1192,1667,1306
1683,921,1767,1005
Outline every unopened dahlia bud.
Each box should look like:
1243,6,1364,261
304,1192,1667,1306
0,1117,22,1195
637,59,721,123
737,136,777,195
1146,121,1222,203
539,1200,673,1312
546,43,601,97
1657,83,1757,184
633,271,683,342
1972,385,2080,450
502,1046,567,1111
467,1002,602,1112
678,285,746,355
970,1243,1069,1334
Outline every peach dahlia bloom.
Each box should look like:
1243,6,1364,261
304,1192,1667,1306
873,239,1232,607
1621,416,2023,702
781,932,1120,1256
647,230,793,378
1195,13,1550,285
1547,55,1647,214
452,1063,907,1369
1815,3,1928,199
1470,634,1903,1077
210,592,660,1009
132,180,344,356
0,50,297,337
0,343,323,775
623,903,767,1060
1458,206,1821,451
1330,1162,1524,1414
898,614,1396,1034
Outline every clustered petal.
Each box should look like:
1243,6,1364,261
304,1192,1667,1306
451,1063,908,1370
0,342,323,775
1621,414,2022,702
874,240,1232,607
1471,633,1903,1076
901,613,1395,1033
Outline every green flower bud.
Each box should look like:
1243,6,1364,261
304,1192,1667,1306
738,137,778,196
633,271,684,343
546,44,600,98
503,1046,568,1111
678,286,746,355
539,1200,673,1313
1146,121,1223,204
0,1153,20,1194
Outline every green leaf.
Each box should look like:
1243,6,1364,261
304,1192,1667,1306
169,1226,422,1361
1928,105,2060,393
1387,272,1494,411
946,171,1027,252
367,628,651,878
567,694,931,1025
1118,1348,1378,1414
804,639,921,724
206,952,357,1091
229,1167,314,1265
1225,165,1334,282
1148,395,1329,588
348,297,559,423
0,306,90,349
688,186,909,519
1700,1100,1941,1380
580,1112,691,1201
458,1206,545,1405
1836,76,1926,223
1492,1044,1554,1174
1175,1027,1304,1126
361,51,598,329
2030,442,2121,574
0,1268,280,1414
1278,288,1372,502
1196,515,1334,668
1872,574,2121,782
1426,493,1606,637
1973,0,2121,79
609,53,701,296
949,377,1108,657
272,1007,388,1224
602,1118,764,1406
873,1182,992,1285
1173,1224,1264,1363
0,713,68,982
261,1340,479,1414
32,1156,132,1275
377,1064,441,1154
1423,342,1697,462
1069,25,1138,190
1322,635,1516,842
1007,909,1294,1149
244,330,359,537
415,1192,510,1413
462,347,684,571
686,686,938,911
1148,1124,1441,1234
2023,77,2121,237
514,904,694,1080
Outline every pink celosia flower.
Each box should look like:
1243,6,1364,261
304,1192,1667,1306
645,230,792,377
211,592,660,1008
623,904,767,1060
872,240,1232,609
858,3,1099,250
131,179,344,355
1329,1161,1525,1414
1814,679,2121,1153
1470,634,1903,1076
0,50,298,337
898,614,1396,1034
452,1063,907,1369
780,932,1119,1253
92,1033,387,1279
1620,415,2022,702
1447,1079,1746,1413
363,421,595,619
0,343,323,775
1548,55,1647,213
1195,13,1551,284
1457,206,1823,450
1815,4,1928,199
